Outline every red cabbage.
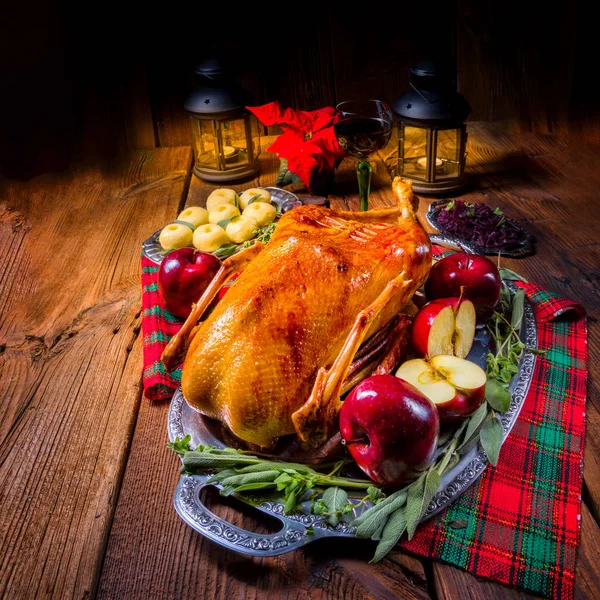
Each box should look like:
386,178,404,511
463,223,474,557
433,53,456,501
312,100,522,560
436,201,526,251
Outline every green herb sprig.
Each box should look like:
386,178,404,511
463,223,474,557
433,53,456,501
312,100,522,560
172,444,378,515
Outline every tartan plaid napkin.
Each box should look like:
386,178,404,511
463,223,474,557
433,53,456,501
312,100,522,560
140,252,587,599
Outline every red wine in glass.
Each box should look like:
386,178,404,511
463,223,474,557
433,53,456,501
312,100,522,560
334,100,393,210
334,117,392,159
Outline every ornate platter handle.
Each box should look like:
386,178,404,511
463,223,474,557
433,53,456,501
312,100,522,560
174,475,321,556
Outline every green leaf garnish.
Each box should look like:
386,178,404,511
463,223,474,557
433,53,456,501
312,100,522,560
212,243,238,259
166,435,192,456
173,219,197,231
485,378,512,413
247,193,263,206
499,268,528,283
217,217,236,229
480,415,503,466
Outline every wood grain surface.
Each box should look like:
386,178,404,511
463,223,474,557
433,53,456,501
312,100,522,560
1,125,598,599
0,148,192,599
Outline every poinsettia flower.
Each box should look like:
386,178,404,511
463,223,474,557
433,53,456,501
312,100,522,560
247,101,345,189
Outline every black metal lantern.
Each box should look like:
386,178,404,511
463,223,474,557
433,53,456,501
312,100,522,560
185,59,261,182
393,61,470,194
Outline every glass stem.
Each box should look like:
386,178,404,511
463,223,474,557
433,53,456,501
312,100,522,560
357,160,372,211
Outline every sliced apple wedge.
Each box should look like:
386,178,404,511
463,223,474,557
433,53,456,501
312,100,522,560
396,355,486,422
411,298,476,359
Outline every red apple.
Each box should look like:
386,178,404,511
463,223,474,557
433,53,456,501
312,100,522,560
396,356,486,423
425,253,501,321
412,298,476,359
158,248,220,318
339,375,439,486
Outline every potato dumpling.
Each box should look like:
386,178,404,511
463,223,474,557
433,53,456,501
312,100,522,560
177,206,208,228
239,187,271,210
192,224,229,253
226,216,258,244
206,188,238,212
208,203,241,225
242,202,277,227
159,222,193,251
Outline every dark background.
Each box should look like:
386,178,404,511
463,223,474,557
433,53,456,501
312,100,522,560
1,1,597,180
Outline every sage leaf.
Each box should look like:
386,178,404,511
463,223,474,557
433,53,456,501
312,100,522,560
352,490,407,529
440,452,461,474
220,471,280,487
480,415,504,466
437,429,455,446
212,243,238,259
284,490,297,514
354,491,408,539
448,518,468,530
182,451,260,470
511,288,525,331
485,378,512,413
173,219,196,232
237,463,289,474
206,468,237,484
232,482,277,493
247,193,263,205
457,403,488,454
217,217,236,229
405,469,441,540
233,193,240,209
499,268,528,283
370,507,407,563
322,487,348,514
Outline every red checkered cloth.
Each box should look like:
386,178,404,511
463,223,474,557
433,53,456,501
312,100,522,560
140,252,587,599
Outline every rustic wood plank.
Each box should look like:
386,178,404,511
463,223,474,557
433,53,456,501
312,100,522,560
0,147,192,599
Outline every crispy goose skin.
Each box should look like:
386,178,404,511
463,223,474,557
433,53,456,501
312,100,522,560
180,177,432,448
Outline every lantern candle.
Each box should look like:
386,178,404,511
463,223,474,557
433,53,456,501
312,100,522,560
416,157,445,171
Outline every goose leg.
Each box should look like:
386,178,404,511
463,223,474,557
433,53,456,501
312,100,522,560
292,270,413,449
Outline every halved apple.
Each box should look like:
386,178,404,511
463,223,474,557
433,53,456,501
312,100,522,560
411,298,476,359
396,355,486,422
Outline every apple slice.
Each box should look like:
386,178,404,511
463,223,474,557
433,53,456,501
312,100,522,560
396,355,486,422
411,298,476,359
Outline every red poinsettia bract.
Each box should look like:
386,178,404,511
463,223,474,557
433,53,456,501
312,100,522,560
247,101,345,188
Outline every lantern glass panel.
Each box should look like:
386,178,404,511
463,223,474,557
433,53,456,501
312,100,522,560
401,125,428,181
218,117,251,169
191,119,218,169
435,128,460,181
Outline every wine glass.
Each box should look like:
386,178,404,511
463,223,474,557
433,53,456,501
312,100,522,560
334,100,393,211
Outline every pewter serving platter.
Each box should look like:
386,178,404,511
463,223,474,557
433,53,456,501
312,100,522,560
167,282,537,557
427,199,535,258
142,187,302,265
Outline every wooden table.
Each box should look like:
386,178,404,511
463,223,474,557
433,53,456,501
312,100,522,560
1,124,598,599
